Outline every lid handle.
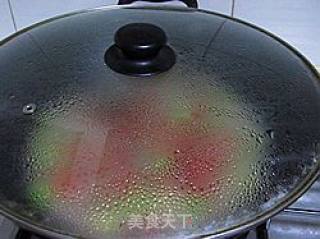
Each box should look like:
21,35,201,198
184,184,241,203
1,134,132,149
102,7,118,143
118,0,198,9
105,23,176,77
115,23,167,59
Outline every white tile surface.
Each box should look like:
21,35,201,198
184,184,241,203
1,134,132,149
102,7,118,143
124,0,232,15
10,0,232,30
0,0,15,40
131,0,232,14
199,0,232,15
233,0,320,65
10,0,116,29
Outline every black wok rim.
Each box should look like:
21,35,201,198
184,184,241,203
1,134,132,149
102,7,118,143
0,4,320,239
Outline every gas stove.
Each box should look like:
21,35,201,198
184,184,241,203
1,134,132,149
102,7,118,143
1,178,319,239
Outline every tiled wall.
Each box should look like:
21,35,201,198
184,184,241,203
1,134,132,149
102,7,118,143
0,0,15,39
0,0,319,64
233,0,320,66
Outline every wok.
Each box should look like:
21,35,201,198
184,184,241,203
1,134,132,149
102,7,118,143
0,0,319,238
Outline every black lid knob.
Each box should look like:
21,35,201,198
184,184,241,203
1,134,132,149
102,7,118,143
115,23,167,59
105,23,176,77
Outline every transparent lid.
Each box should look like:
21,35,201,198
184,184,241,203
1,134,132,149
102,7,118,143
0,6,320,239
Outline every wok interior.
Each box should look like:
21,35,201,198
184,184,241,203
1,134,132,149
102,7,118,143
0,7,319,239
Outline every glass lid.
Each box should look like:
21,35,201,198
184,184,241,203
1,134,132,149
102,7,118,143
0,5,319,239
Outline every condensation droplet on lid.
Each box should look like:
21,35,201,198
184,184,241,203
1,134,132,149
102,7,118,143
256,136,263,144
23,103,37,115
266,129,275,139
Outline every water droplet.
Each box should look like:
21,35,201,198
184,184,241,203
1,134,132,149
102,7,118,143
256,136,263,144
23,103,37,115
266,129,275,139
